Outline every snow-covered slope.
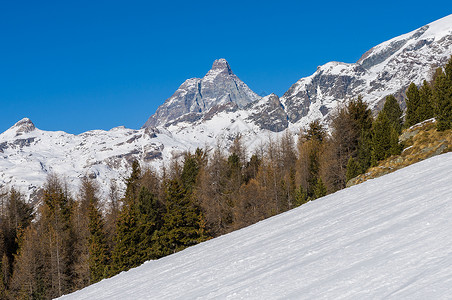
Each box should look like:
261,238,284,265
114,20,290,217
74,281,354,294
60,152,452,299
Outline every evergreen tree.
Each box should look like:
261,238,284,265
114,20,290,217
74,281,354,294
135,186,164,262
433,57,452,131
110,201,140,275
196,146,233,237
371,112,401,164
86,184,109,283
110,161,143,275
40,174,76,298
305,119,325,142
345,157,360,182
294,186,309,207
405,82,421,127
347,96,373,173
382,95,403,133
418,80,434,122
157,179,206,256
312,178,327,199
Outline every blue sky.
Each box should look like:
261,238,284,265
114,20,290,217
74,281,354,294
0,1,450,134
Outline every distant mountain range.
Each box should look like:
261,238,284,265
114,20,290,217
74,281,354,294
1,14,451,202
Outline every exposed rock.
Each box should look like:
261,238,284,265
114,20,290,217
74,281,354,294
246,94,288,132
13,118,36,135
13,137,35,148
143,58,261,128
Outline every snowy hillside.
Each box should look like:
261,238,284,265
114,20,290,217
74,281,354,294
60,152,452,299
0,118,189,201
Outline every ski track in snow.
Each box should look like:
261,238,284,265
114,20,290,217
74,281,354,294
60,152,452,299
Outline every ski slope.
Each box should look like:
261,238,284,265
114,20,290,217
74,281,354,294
60,153,452,299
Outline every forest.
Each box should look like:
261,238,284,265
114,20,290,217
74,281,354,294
0,57,451,299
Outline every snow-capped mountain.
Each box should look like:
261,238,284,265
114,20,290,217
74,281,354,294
1,14,452,202
281,14,452,123
142,14,452,143
59,153,452,299
0,118,184,202
143,58,262,128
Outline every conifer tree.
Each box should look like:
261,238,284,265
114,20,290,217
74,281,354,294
85,182,109,283
345,157,360,182
418,80,434,122
294,186,308,207
405,82,421,127
110,161,143,275
196,146,233,236
297,120,326,199
347,96,373,173
135,186,164,262
313,178,327,199
157,179,206,256
433,57,452,131
382,95,403,133
371,112,401,164
41,174,75,297
110,201,140,275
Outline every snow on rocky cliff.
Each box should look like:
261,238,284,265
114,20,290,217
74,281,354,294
281,14,452,124
60,152,452,299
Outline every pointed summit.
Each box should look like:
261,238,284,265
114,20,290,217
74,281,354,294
13,118,36,134
142,59,260,128
210,58,233,75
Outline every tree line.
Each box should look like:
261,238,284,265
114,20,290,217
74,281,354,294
0,56,451,299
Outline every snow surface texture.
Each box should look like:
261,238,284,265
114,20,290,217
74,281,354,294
1,14,452,202
60,152,452,299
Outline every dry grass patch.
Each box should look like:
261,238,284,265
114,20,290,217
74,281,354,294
347,119,452,187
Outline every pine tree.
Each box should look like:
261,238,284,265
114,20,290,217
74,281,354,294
382,95,403,133
405,82,421,127
110,161,143,275
110,202,140,275
312,178,327,199
196,146,233,236
297,120,326,198
433,69,452,131
418,80,434,122
371,111,401,164
345,157,360,182
41,174,75,298
157,179,206,256
347,96,373,173
135,186,164,262
433,57,452,131
85,183,109,283
294,186,308,207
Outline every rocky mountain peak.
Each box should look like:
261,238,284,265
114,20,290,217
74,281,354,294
143,59,260,128
209,58,233,75
12,118,36,134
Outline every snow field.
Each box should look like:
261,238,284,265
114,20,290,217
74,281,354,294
60,152,452,299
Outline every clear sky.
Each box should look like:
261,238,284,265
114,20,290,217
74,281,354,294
0,1,450,134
